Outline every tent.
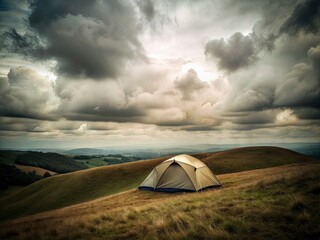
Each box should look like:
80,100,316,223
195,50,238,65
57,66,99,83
138,154,221,192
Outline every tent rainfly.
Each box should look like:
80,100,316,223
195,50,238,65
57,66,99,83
138,154,221,192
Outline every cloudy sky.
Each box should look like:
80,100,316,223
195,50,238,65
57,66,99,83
0,0,319,149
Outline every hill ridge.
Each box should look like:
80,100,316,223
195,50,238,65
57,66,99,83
0,146,315,221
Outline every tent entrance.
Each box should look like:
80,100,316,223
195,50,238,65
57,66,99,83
156,162,195,191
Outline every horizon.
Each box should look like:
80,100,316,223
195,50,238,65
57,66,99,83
1,141,319,152
0,0,319,149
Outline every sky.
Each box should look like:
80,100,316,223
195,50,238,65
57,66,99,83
0,0,319,149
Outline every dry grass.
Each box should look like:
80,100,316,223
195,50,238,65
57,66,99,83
1,146,314,221
0,155,169,221
15,164,57,176
0,161,319,240
201,146,314,174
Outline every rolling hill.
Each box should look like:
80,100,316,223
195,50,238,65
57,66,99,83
15,164,57,176
0,161,319,240
0,147,315,221
16,152,88,173
0,164,42,189
200,146,314,174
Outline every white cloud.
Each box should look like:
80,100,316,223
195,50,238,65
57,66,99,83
276,109,298,125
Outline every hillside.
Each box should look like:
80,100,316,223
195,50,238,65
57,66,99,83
0,151,25,166
0,161,319,240
0,147,315,221
15,164,56,176
0,164,42,189
16,152,88,173
200,146,314,174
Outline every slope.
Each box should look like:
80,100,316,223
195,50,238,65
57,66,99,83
15,152,88,173
15,164,57,176
0,156,168,221
0,147,315,221
0,161,319,240
200,146,314,173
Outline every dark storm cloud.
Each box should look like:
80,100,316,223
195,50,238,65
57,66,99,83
182,125,217,132
0,28,44,56
2,0,147,79
230,85,275,112
204,0,320,127
0,0,28,31
0,0,319,141
279,0,320,35
137,0,155,22
0,1,11,11
27,0,92,29
308,43,320,69
294,108,320,120
205,0,320,73
0,117,40,132
231,111,275,125
157,119,192,127
274,62,320,108
205,32,256,72
62,107,144,123
252,0,297,36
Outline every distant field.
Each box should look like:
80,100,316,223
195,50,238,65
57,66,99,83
73,154,141,168
75,157,110,168
0,146,315,221
15,164,57,176
0,161,318,240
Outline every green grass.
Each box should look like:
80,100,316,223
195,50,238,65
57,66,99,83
73,154,141,168
0,147,315,221
0,162,318,240
75,157,110,168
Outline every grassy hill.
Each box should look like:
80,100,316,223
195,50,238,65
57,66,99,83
0,147,315,221
0,164,43,189
0,161,319,240
15,164,57,176
16,152,88,173
200,146,314,173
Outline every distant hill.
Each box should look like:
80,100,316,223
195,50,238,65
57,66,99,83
199,146,315,174
66,148,107,155
15,164,56,176
0,146,315,221
73,154,141,168
0,164,43,189
16,152,88,173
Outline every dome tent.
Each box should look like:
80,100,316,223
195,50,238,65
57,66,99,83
138,154,221,192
